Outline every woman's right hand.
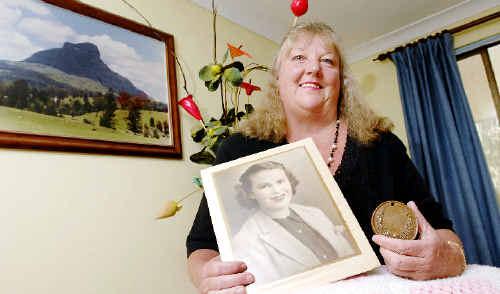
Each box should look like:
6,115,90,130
197,255,255,294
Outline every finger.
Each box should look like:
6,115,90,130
204,259,248,278
407,201,434,237
379,247,424,271
208,286,246,294
386,266,420,280
201,272,254,293
372,235,425,257
388,268,430,281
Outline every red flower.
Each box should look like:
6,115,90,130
240,82,261,96
178,94,203,121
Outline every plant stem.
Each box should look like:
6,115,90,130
220,83,226,118
172,52,189,96
224,81,229,115
178,188,203,203
235,87,241,114
120,0,152,28
212,0,217,64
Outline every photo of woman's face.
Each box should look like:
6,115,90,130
248,168,293,213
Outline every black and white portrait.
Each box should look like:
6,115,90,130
201,139,379,293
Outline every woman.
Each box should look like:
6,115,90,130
186,22,466,294
232,161,355,284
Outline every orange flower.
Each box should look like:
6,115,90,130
227,43,252,59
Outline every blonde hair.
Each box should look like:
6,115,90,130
238,22,393,145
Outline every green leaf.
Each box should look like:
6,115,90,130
244,103,255,114
205,120,221,128
201,134,219,148
223,61,244,72
205,79,221,92
213,126,229,136
199,65,213,81
191,127,206,143
210,138,224,155
190,150,215,165
199,64,222,81
222,49,229,64
223,68,243,86
221,108,236,125
237,111,246,120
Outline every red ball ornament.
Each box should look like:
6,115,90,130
290,0,308,17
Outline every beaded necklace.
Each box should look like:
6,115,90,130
326,120,341,170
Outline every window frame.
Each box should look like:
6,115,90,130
456,38,500,120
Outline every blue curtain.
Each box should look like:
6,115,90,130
390,32,500,266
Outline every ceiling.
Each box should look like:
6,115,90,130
191,0,499,62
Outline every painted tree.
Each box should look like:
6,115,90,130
99,89,117,128
127,103,142,134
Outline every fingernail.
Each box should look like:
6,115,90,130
246,273,254,283
240,263,247,271
372,235,379,242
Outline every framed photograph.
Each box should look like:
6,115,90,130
0,0,181,158
201,138,380,294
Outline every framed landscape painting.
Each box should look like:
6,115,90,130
0,0,181,157
201,139,380,294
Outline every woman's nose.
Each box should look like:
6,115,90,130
268,184,281,194
305,60,320,75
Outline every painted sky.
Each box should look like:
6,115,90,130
0,0,168,101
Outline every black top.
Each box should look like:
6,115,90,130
186,132,453,262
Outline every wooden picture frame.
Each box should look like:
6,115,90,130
0,0,181,158
201,138,380,294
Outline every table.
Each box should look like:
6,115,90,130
303,265,500,294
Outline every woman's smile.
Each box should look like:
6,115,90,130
271,194,287,202
299,81,322,89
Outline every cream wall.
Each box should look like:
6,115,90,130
349,7,500,146
0,1,277,294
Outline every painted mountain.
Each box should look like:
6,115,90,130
23,42,147,97
0,59,108,93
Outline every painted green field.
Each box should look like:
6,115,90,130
0,106,171,146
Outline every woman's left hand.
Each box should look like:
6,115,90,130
372,201,465,280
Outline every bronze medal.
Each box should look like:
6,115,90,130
371,201,418,240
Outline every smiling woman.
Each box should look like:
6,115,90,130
232,161,355,285
187,22,466,294
0,0,181,157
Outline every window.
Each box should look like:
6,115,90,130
457,38,500,203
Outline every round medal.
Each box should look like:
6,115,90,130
371,201,418,240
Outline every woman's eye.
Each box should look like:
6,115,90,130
292,55,305,62
321,58,334,65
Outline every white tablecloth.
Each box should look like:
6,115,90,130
301,265,500,294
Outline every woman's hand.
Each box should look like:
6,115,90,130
193,252,254,294
372,201,466,280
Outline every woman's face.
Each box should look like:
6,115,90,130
277,34,341,117
248,168,293,213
